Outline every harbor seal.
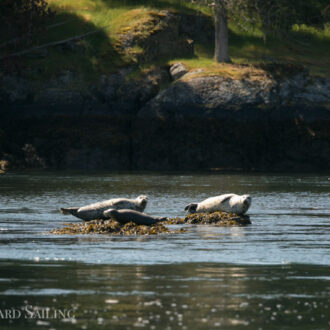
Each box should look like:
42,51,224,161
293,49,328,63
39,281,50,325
59,195,148,221
185,194,251,215
103,209,167,226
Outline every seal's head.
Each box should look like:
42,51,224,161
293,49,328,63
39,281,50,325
136,195,148,210
184,203,198,214
240,194,251,214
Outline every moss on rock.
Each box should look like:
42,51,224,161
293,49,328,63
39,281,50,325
166,211,251,226
116,9,194,63
50,212,250,236
50,219,186,236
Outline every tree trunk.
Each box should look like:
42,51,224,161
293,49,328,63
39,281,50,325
214,4,230,63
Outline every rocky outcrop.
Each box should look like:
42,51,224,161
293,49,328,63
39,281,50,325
50,220,185,235
138,75,276,120
1,64,329,171
1,0,329,175
6,8,330,172
131,68,330,171
279,72,330,105
96,67,170,116
139,70,330,120
166,211,251,226
169,63,188,80
116,10,195,63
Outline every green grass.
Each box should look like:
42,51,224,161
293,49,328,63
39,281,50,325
1,0,330,82
175,21,330,77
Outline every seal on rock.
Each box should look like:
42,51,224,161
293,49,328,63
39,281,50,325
185,194,251,215
59,195,148,221
103,209,167,226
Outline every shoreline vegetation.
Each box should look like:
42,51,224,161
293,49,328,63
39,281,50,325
0,0,329,172
2,0,330,77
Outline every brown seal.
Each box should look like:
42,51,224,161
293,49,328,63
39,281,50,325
103,209,167,226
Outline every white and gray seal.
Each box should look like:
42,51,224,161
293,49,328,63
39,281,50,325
59,195,148,221
185,194,251,215
103,209,167,226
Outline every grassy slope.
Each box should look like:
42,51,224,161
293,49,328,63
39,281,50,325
2,0,330,81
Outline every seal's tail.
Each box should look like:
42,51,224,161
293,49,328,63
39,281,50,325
59,207,79,216
156,217,167,222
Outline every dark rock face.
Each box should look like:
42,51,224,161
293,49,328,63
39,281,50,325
133,106,330,171
132,73,330,171
279,73,330,104
138,75,276,120
1,1,330,174
0,75,31,104
96,67,169,116
0,69,329,171
138,72,330,120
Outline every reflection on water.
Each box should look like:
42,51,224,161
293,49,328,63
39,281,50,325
0,172,329,329
0,261,329,329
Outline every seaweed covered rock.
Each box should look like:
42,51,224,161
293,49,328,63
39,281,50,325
50,219,185,236
166,211,251,226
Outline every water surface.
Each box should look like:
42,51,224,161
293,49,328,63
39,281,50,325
0,172,329,329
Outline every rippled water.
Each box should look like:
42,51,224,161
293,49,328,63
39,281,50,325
0,172,329,329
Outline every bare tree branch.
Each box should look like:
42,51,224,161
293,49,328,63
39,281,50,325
1,26,109,60
0,20,72,49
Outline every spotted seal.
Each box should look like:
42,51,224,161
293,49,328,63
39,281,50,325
103,209,167,226
185,194,251,215
59,195,148,221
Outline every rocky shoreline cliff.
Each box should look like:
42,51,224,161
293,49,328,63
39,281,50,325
0,10,329,172
1,62,329,172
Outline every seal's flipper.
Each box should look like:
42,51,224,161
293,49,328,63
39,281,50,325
184,204,192,211
59,207,79,216
103,208,115,219
220,196,231,204
156,217,167,222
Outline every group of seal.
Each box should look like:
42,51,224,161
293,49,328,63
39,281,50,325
60,194,252,225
